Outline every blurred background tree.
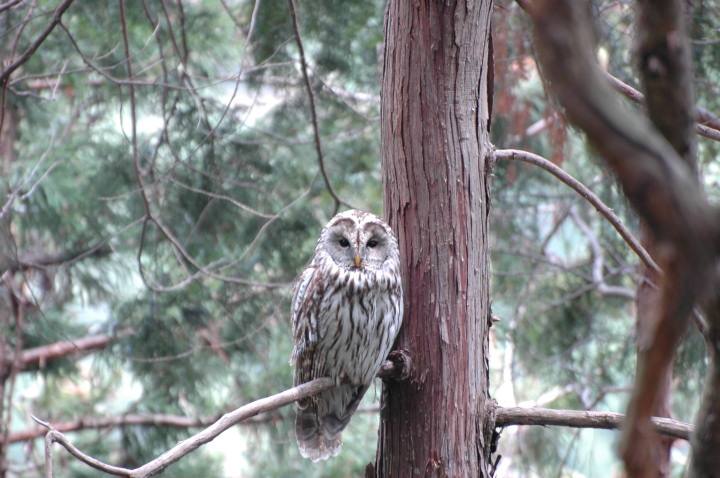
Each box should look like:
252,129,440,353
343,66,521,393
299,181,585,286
0,0,718,477
490,1,719,476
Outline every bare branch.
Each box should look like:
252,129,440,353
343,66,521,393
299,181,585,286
569,208,636,300
38,416,133,477
286,0,354,215
0,137,58,222
495,406,692,441
494,148,660,275
42,377,336,477
0,0,75,85
12,410,284,444
0,0,23,14
19,330,132,371
604,71,720,143
36,355,407,475
525,2,719,476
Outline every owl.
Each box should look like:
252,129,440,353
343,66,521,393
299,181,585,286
289,209,403,461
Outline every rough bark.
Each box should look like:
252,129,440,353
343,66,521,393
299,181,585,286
633,3,697,475
376,1,494,476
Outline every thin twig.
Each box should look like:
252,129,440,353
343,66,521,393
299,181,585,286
0,136,57,220
36,415,133,477
604,71,720,143
0,0,23,14
569,207,636,299
0,0,75,84
286,0,354,215
494,148,660,274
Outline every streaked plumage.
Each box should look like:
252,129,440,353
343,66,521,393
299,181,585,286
289,209,403,461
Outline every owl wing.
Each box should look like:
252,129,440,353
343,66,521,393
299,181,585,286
289,265,324,385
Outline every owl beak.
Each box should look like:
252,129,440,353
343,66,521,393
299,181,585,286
354,254,363,268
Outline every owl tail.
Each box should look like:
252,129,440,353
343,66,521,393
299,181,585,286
295,384,369,461
295,408,345,462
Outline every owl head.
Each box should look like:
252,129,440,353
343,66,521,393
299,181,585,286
316,210,399,272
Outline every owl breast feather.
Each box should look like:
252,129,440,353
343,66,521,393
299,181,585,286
315,266,402,387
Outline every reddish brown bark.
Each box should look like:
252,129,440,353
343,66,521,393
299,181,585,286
525,1,718,476
633,2,697,475
635,234,674,478
376,1,494,476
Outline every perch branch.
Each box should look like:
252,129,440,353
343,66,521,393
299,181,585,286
42,377,336,477
40,357,410,476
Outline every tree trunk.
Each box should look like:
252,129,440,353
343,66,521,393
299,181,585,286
376,1,494,476
635,232,673,478
633,2,697,474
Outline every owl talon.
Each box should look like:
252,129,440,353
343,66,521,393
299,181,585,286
378,349,413,382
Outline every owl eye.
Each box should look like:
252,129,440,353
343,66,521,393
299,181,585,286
367,239,378,248
338,238,350,248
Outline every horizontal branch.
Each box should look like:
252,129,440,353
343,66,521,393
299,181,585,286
13,412,222,443
14,406,383,444
31,398,693,453
495,406,692,441
34,356,692,476
1,242,112,274
20,329,132,371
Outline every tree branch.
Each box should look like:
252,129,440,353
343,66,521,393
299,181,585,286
41,377,336,477
32,345,693,477
286,0,354,215
19,330,132,371
603,71,720,143
569,207,636,300
494,406,692,441
0,0,23,14
494,148,660,274
37,354,412,475
13,410,272,444
0,0,75,85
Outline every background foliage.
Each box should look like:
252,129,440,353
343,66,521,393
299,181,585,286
1,0,718,477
